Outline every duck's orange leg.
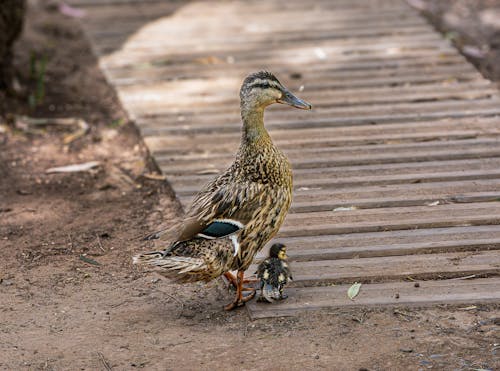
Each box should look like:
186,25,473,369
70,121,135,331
224,272,258,287
224,270,256,311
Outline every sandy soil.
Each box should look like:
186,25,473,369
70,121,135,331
413,0,500,86
1,1,499,370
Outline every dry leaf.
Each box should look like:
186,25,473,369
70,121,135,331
46,161,100,173
347,282,362,300
334,206,357,212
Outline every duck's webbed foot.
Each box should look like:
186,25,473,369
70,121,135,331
224,270,256,311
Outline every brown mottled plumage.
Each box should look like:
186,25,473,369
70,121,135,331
134,71,311,310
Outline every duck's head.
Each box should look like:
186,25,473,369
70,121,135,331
269,243,288,260
240,71,312,111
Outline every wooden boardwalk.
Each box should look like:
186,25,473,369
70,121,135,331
71,0,500,318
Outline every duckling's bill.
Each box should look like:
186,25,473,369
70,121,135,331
277,89,312,110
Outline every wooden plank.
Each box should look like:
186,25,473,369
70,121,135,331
80,1,410,21
156,137,500,164
98,36,453,62
171,169,500,196
157,146,500,175
278,213,500,238
143,116,500,152
131,97,497,126
178,178,500,209
172,157,500,184
85,8,429,36
246,277,500,319
140,109,500,137
259,250,500,286
95,25,442,57
283,202,500,225
282,237,500,262
101,46,463,69
169,156,500,185
291,179,500,205
98,35,449,67
68,0,181,5
111,62,476,87
290,192,500,213
121,76,490,114
127,82,497,115
278,225,500,252
136,88,498,116
96,25,444,61
105,53,468,78
291,169,500,190
94,23,440,52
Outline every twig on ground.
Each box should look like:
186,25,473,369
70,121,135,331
452,274,477,280
158,291,185,318
97,352,112,371
167,340,192,347
165,292,185,313
110,299,134,308
96,233,105,252
393,309,417,320
67,233,73,250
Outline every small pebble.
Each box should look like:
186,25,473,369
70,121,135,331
1,279,13,286
414,282,420,288
395,293,400,299
430,354,443,359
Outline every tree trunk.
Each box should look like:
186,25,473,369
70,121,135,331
0,0,26,90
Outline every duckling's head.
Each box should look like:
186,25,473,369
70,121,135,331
269,243,288,260
240,71,312,111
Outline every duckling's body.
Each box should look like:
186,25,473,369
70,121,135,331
256,243,292,302
134,71,311,310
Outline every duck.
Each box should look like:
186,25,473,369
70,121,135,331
134,71,311,310
255,243,293,302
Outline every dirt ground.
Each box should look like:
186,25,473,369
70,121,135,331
1,1,499,370
413,0,500,86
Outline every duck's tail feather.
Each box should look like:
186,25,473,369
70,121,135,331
143,221,183,241
143,227,172,241
133,251,207,282
132,250,165,264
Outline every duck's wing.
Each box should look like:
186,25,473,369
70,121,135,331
142,173,265,242
177,177,265,242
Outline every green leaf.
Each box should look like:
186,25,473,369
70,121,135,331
347,282,362,300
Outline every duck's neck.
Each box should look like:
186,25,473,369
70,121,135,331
240,106,271,146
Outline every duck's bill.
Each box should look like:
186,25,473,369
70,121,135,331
277,90,312,110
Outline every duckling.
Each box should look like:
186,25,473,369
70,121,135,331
134,71,311,310
256,243,293,302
